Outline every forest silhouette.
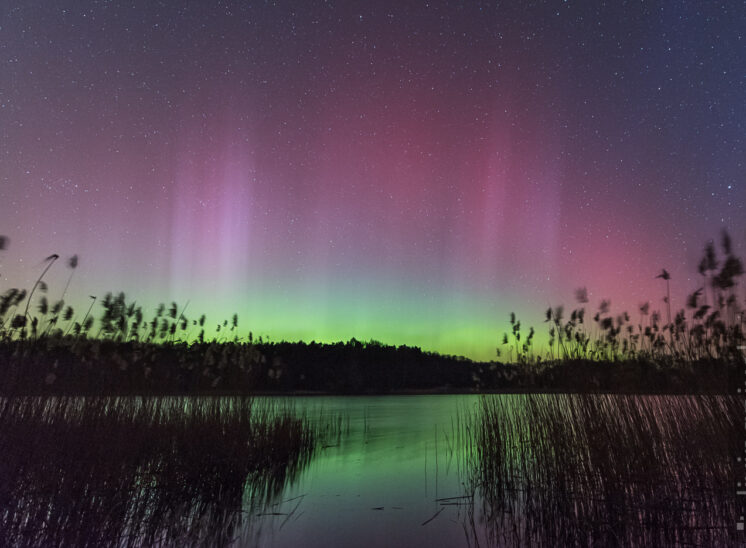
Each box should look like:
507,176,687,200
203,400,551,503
0,231,742,395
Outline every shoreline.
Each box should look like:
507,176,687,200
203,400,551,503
0,387,733,397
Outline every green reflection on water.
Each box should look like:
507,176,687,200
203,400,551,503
0,394,737,547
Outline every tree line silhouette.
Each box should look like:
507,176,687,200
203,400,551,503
0,231,742,394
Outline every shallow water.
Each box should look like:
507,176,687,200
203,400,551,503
252,395,482,547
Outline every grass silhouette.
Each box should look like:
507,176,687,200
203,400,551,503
0,233,740,545
459,393,737,546
499,230,744,370
20,253,58,332
0,395,341,546
0,231,742,394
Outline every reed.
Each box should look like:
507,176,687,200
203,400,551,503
499,231,744,371
0,230,742,394
0,395,338,546
460,393,738,546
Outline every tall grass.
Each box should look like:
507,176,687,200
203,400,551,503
0,230,743,394
497,230,744,366
460,394,738,546
0,396,340,547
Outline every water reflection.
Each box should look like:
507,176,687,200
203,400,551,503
0,394,738,546
252,395,479,547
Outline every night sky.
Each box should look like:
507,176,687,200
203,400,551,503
1,1,744,360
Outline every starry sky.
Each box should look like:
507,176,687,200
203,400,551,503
1,1,744,360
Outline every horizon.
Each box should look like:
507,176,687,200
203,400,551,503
1,232,742,362
1,2,744,361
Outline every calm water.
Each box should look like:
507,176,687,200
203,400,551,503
1,394,736,546
253,395,482,547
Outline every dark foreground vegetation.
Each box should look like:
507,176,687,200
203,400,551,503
0,396,341,546
458,394,738,546
0,230,743,394
0,337,738,395
0,234,740,547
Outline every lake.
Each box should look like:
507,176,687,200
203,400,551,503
248,393,738,546
0,393,738,546
252,395,481,547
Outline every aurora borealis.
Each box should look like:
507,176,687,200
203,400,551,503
1,1,744,360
